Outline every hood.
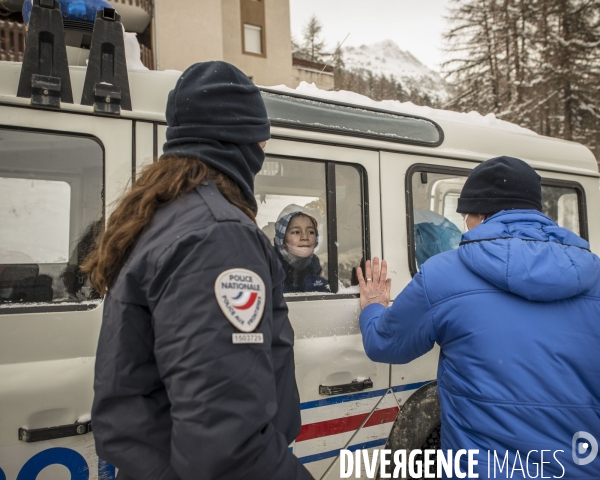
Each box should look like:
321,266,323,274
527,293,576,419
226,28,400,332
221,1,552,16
458,210,600,301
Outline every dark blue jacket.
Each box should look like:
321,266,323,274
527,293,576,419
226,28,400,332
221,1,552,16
360,210,600,479
92,182,312,480
276,251,329,294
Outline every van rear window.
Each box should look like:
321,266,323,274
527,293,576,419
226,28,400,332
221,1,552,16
261,90,443,146
0,128,103,314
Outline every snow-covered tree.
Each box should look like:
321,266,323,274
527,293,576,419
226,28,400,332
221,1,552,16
293,15,327,63
444,0,600,161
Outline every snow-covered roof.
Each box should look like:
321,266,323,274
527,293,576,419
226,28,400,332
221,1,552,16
264,82,598,176
270,81,535,135
0,61,596,175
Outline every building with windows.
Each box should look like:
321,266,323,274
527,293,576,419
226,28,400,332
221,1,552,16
0,0,332,88
153,0,295,86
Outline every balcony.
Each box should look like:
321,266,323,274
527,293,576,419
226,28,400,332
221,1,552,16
0,17,153,69
0,19,25,62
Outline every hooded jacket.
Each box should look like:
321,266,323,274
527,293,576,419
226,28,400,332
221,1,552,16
273,212,329,294
275,250,329,294
360,210,600,479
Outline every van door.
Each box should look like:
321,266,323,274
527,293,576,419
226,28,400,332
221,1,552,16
256,138,391,479
0,105,131,480
381,151,595,434
380,152,474,422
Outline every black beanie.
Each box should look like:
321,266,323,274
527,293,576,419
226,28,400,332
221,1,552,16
457,156,542,214
161,61,271,207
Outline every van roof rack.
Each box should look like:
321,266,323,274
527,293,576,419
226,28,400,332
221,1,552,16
80,7,132,114
17,0,73,107
17,0,131,114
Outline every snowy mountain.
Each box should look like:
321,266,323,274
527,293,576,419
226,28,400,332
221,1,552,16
341,40,450,104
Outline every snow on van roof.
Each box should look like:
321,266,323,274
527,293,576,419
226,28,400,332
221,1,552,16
265,81,537,136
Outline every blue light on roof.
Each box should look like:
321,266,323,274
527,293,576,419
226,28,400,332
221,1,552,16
23,0,115,26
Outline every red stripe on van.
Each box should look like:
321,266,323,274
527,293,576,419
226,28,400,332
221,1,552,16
296,406,399,442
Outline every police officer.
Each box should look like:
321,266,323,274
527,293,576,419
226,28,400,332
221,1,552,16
84,62,313,480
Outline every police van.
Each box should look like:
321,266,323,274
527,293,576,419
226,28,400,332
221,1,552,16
0,2,598,479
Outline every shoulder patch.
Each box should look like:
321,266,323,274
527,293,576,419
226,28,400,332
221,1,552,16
215,268,266,332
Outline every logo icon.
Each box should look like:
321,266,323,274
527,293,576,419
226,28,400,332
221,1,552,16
215,268,265,333
231,291,259,310
572,431,598,466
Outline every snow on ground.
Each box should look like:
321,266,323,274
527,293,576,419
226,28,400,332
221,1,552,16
264,81,537,136
342,40,449,104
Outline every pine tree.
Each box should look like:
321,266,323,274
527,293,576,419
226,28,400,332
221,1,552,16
444,0,600,162
293,15,327,63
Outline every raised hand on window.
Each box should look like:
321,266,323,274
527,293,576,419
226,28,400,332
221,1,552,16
357,257,391,310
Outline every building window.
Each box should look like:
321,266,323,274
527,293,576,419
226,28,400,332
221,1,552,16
244,24,262,55
240,0,266,57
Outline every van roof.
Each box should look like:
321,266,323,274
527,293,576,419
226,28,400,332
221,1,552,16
0,62,597,176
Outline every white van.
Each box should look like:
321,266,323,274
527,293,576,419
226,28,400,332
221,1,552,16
0,9,598,480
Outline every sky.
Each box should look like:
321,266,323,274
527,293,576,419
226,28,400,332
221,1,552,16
289,0,452,71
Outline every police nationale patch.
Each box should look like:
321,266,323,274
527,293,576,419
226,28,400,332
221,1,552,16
215,268,266,333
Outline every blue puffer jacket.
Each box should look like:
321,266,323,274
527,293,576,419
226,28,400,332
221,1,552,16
360,210,600,479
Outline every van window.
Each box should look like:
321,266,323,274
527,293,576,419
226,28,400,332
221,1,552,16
261,91,443,146
408,167,584,272
542,185,580,235
336,164,364,292
255,157,366,297
0,128,103,313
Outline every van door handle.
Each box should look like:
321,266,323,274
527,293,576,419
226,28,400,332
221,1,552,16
319,378,373,396
19,421,92,443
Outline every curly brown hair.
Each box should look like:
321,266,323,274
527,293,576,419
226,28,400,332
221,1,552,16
81,157,256,293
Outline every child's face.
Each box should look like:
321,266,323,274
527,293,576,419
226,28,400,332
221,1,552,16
284,216,317,258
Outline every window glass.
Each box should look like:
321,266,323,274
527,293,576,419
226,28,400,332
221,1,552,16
261,91,442,145
336,164,363,294
411,172,465,270
542,185,580,234
244,24,262,54
0,129,103,311
410,169,582,272
1,178,71,263
255,158,329,296
255,157,367,297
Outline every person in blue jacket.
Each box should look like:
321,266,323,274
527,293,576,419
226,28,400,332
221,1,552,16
84,62,313,480
274,211,329,293
358,156,600,479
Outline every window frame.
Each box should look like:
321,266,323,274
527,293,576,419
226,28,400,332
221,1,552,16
259,154,370,301
405,163,589,277
0,125,105,315
240,0,267,58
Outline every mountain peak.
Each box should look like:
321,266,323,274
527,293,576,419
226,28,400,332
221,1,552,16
341,40,448,103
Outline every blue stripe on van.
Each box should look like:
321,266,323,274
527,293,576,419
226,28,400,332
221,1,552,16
300,381,431,410
391,380,431,393
298,438,388,464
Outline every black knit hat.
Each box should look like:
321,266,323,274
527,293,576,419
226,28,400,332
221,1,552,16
162,61,270,207
457,156,542,214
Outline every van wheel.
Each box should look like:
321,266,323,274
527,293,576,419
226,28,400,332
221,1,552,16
421,424,441,450
377,381,440,479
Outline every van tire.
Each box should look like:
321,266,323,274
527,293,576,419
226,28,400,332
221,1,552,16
378,381,441,479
